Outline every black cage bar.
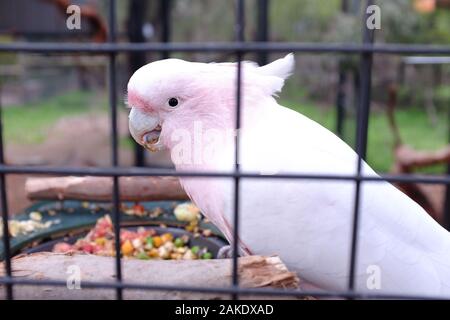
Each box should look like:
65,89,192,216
1,0,450,300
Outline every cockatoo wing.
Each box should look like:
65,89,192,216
229,104,450,296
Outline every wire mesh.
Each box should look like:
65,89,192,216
0,0,450,300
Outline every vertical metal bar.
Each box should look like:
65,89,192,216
108,0,122,300
160,0,171,60
342,0,349,11
255,0,269,66
232,0,245,300
0,83,13,300
348,0,374,292
336,0,349,137
336,67,346,137
444,110,450,230
438,63,450,230
128,0,147,167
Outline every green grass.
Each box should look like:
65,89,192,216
282,99,448,173
120,135,136,149
367,108,448,174
3,91,103,144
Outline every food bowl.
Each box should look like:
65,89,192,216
0,200,228,260
24,226,228,258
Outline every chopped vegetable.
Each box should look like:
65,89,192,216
185,221,198,232
152,236,163,248
158,246,170,259
202,229,213,237
191,246,200,254
161,232,173,243
174,237,184,248
148,248,159,258
163,241,174,252
174,202,201,222
132,238,142,249
183,250,196,260
52,214,214,261
48,210,57,216
29,211,42,222
201,252,213,259
121,240,134,256
0,217,57,238
133,204,145,215
148,207,163,218
170,253,181,260
145,237,154,247
136,252,149,260
95,237,106,246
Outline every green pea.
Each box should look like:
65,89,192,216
190,245,200,254
174,237,184,248
146,237,154,246
201,252,213,259
137,252,149,260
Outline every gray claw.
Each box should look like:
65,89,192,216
217,245,240,259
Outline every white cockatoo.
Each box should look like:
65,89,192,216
127,54,450,297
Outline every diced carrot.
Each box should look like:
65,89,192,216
152,236,163,248
95,237,106,246
161,233,173,243
148,248,159,257
133,204,145,214
121,240,134,256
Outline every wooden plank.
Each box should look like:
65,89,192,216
0,252,304,299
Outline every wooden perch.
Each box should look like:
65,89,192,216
25,176,189,202
387,84,447,223
0,253,303,300
392,144,450,223
395,145,450,169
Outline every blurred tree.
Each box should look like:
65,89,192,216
415,0,450,12
269,0,341,41
381,0,450,44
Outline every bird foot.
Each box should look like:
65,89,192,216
217,245,240,259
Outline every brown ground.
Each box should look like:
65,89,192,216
5,112,134,215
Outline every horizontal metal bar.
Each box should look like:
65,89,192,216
1,164,450,185
403,56,450,65
0,42,450,55
0,277,444,300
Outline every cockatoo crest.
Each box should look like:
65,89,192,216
211,52,295,96
127,54,295,153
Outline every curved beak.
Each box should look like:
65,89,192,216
128,108,164,152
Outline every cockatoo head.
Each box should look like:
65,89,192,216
127,58,231,152
127,55,294,154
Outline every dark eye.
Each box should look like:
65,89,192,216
168,97,178,107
